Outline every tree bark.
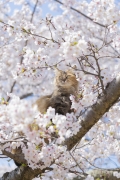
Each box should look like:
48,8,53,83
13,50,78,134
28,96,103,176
0,166,44,180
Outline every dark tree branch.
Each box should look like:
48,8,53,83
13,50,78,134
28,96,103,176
20,93,33,99
30,0,38,23
6,81,16,102
0,166,44,180
2,148,27,165
54,0,106,28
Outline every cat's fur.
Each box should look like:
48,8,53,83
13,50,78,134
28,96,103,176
35,68,78,115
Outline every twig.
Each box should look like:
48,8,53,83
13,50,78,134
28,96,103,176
87,42,105,94
94,55,105,94
81,155,119,171
6,81,16,102
69,151,85,174
30,0,38,23
20,93,33,99
0,21,60,44
77,58,98,77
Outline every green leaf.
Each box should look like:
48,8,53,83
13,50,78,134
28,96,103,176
22,163,27,167
70,41,78,46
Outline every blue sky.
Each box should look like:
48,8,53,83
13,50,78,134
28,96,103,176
8,1,62,17
8,0,120,18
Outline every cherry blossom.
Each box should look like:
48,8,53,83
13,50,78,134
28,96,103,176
0,0,120,179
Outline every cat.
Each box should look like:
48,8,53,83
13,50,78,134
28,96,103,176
35,67,78,115
14,67,78,166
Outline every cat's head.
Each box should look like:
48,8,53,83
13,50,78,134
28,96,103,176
54,67,78,90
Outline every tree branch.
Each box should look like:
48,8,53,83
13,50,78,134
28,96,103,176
6,81,16,102
65,73,120,150
0,166,44,180
30,0,38,23
73,169,120,180
54,0,106,28
20,93,33,99
2,148,27,165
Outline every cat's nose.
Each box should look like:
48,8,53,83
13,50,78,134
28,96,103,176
62,77,67,82
62,73,67,82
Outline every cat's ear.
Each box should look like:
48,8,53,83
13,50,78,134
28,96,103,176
67,68,75,74
67,65,76,74
53,66,61,75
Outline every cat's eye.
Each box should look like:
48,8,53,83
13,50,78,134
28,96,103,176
67,75,71,78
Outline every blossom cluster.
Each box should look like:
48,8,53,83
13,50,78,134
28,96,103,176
0,96,80,173
0,0,120,179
